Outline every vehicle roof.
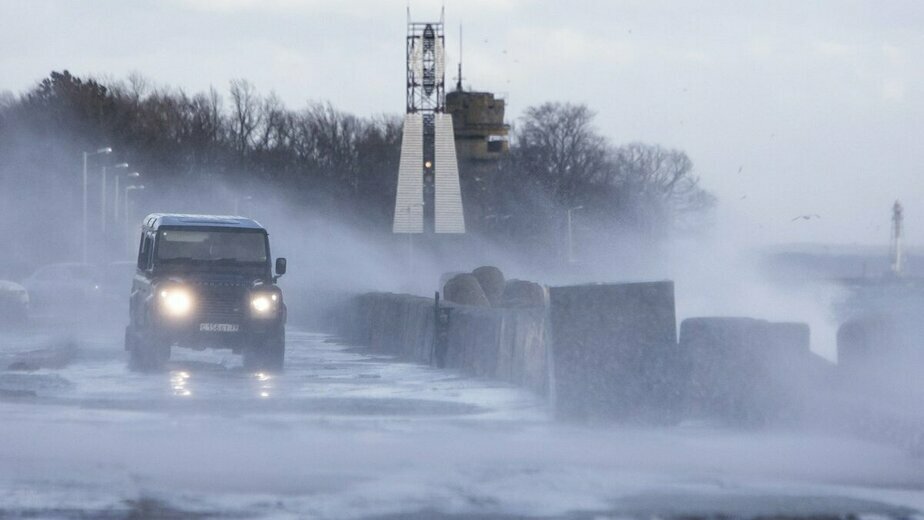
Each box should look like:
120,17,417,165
143,214,265,231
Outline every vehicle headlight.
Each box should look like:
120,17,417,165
250,292,279,317
160,287,193,317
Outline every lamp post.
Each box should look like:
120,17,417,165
82,147,112,263
483,213,511,226
124,185,145,221
405,202,424,274
101,163,128,233
113,172,140,222
566,205,584,264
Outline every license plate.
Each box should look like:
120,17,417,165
199,323,240,332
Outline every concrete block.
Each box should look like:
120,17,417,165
837,312,924,394
680,317,822,426
340,293,374,345
500,280,547,309
407,297,436,363
336,291,552,399
499,308,549,394
549,281,679,422
348,293,433,360
444,305,503,377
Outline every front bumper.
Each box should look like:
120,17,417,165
148,308,285,350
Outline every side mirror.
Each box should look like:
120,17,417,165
275,257,287,276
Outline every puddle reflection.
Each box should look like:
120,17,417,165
164,368,279,399
170,370,192,397
254,371,272,398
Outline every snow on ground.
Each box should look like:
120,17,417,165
0,325,922,518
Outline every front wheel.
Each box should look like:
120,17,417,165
127,329,171,372
243,331,285,372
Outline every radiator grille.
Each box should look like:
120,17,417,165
195,284,246,323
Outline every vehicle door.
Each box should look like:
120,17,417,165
130,231,156,327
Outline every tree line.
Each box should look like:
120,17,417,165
0,71,713,266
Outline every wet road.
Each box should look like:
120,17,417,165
0,323,923,518
0,327,542,420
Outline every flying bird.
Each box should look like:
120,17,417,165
791,214,821,221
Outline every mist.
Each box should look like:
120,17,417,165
1,10,923,517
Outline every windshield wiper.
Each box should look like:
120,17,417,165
159,256,200,263
212,258,260,265
158,257,262,265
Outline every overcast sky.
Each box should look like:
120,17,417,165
2,0,922,247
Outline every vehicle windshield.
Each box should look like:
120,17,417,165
156,229,267,264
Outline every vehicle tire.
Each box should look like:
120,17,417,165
128,332,170,372
126,328,141,370
243,331,285,372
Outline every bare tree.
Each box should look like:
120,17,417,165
515,102,608,204
229,79,262,158
608,143,715,232
125,72,151,102
510,102,714,238
294,102,361,193
0,90,15,110
255,93,291,152
1,70,718,265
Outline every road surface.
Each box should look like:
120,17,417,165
0,322,922,519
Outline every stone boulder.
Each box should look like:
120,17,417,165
438,271,465,295
500,280,547,308
472,266,506,306
442,274,491,307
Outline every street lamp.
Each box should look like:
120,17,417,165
81,147,112,263
483,213,511,236
566,205,584,264
101,162,128,233
113,172,140,222
124,185,145,221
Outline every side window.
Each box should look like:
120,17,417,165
136,233,147,270
137,233,153,270
145,233,155,269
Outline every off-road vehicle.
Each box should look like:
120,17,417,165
125,214,287,371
